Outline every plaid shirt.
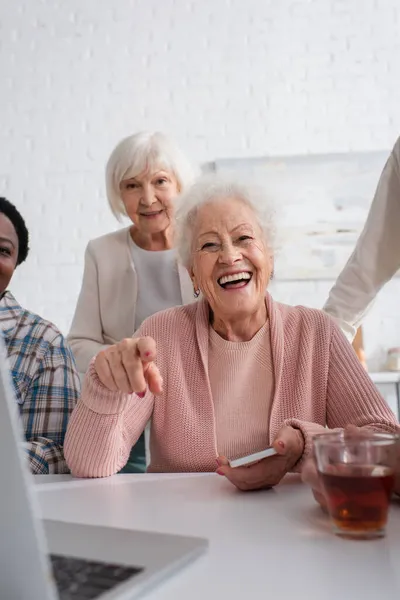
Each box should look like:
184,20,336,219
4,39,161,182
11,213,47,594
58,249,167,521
0,291,80,474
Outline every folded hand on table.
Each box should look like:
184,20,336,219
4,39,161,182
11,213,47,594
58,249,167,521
216,425,304,491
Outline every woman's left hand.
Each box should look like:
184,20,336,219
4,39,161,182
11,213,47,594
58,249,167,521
216,425,304,491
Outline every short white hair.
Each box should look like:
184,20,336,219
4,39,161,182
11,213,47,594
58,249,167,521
176,175,276,269
105,131,197,220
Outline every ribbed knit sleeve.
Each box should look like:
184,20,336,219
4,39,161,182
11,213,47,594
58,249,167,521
64,360,154,478
285,322,399,470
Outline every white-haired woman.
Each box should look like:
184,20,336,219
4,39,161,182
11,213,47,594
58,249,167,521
67,132,197,472
65,176,399,492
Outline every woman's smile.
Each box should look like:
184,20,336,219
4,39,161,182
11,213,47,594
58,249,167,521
217,270,253,290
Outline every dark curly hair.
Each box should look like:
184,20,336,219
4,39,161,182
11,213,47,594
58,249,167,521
0,197,29,265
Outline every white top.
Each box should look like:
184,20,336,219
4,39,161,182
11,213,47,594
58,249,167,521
323,136,400,342
130,238,183,330
37,473,400,599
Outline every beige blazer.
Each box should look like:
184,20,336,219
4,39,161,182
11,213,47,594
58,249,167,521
68,227,195,374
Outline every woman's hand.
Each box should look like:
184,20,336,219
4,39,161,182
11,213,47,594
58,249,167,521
301,458,328,510
94,336,163,395
216,425,304,491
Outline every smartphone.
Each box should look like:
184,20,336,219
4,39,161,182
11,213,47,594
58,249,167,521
229,447,277,468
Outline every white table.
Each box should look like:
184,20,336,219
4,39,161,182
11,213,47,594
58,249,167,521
370,372,400,385
36,473,400,599
370,371,400,419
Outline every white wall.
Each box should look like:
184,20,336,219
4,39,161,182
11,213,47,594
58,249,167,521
1,0,400,370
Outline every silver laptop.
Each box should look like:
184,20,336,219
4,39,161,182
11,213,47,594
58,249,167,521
0,336,208,599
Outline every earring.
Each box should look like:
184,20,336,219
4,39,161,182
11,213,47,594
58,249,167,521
193,288,200,298
270,269,275,280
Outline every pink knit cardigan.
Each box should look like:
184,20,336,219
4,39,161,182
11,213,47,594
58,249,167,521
64,295,399,477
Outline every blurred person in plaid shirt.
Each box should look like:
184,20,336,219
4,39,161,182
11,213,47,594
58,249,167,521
0,197,80,474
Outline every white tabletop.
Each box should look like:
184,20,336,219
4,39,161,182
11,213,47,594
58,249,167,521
369,371,400,384
36,473,400,599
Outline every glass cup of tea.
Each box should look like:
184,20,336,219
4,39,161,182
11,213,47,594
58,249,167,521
313,431,399,539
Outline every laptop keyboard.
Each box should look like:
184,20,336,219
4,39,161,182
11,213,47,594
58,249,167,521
50,554,144,599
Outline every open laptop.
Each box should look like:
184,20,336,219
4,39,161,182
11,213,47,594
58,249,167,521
0,336,208,599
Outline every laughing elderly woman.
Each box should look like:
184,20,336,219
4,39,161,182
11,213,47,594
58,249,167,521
64,176,399,490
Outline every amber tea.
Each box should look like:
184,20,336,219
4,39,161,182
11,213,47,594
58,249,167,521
313,432,399,538
319,464,395,535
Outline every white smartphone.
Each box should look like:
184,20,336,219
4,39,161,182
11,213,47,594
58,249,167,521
229,447,277,468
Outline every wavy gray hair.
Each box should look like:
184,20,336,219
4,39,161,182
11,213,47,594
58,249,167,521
176,175,276,269
105,131,197,220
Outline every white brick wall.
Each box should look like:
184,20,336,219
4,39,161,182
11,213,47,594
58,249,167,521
1,0,400,369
